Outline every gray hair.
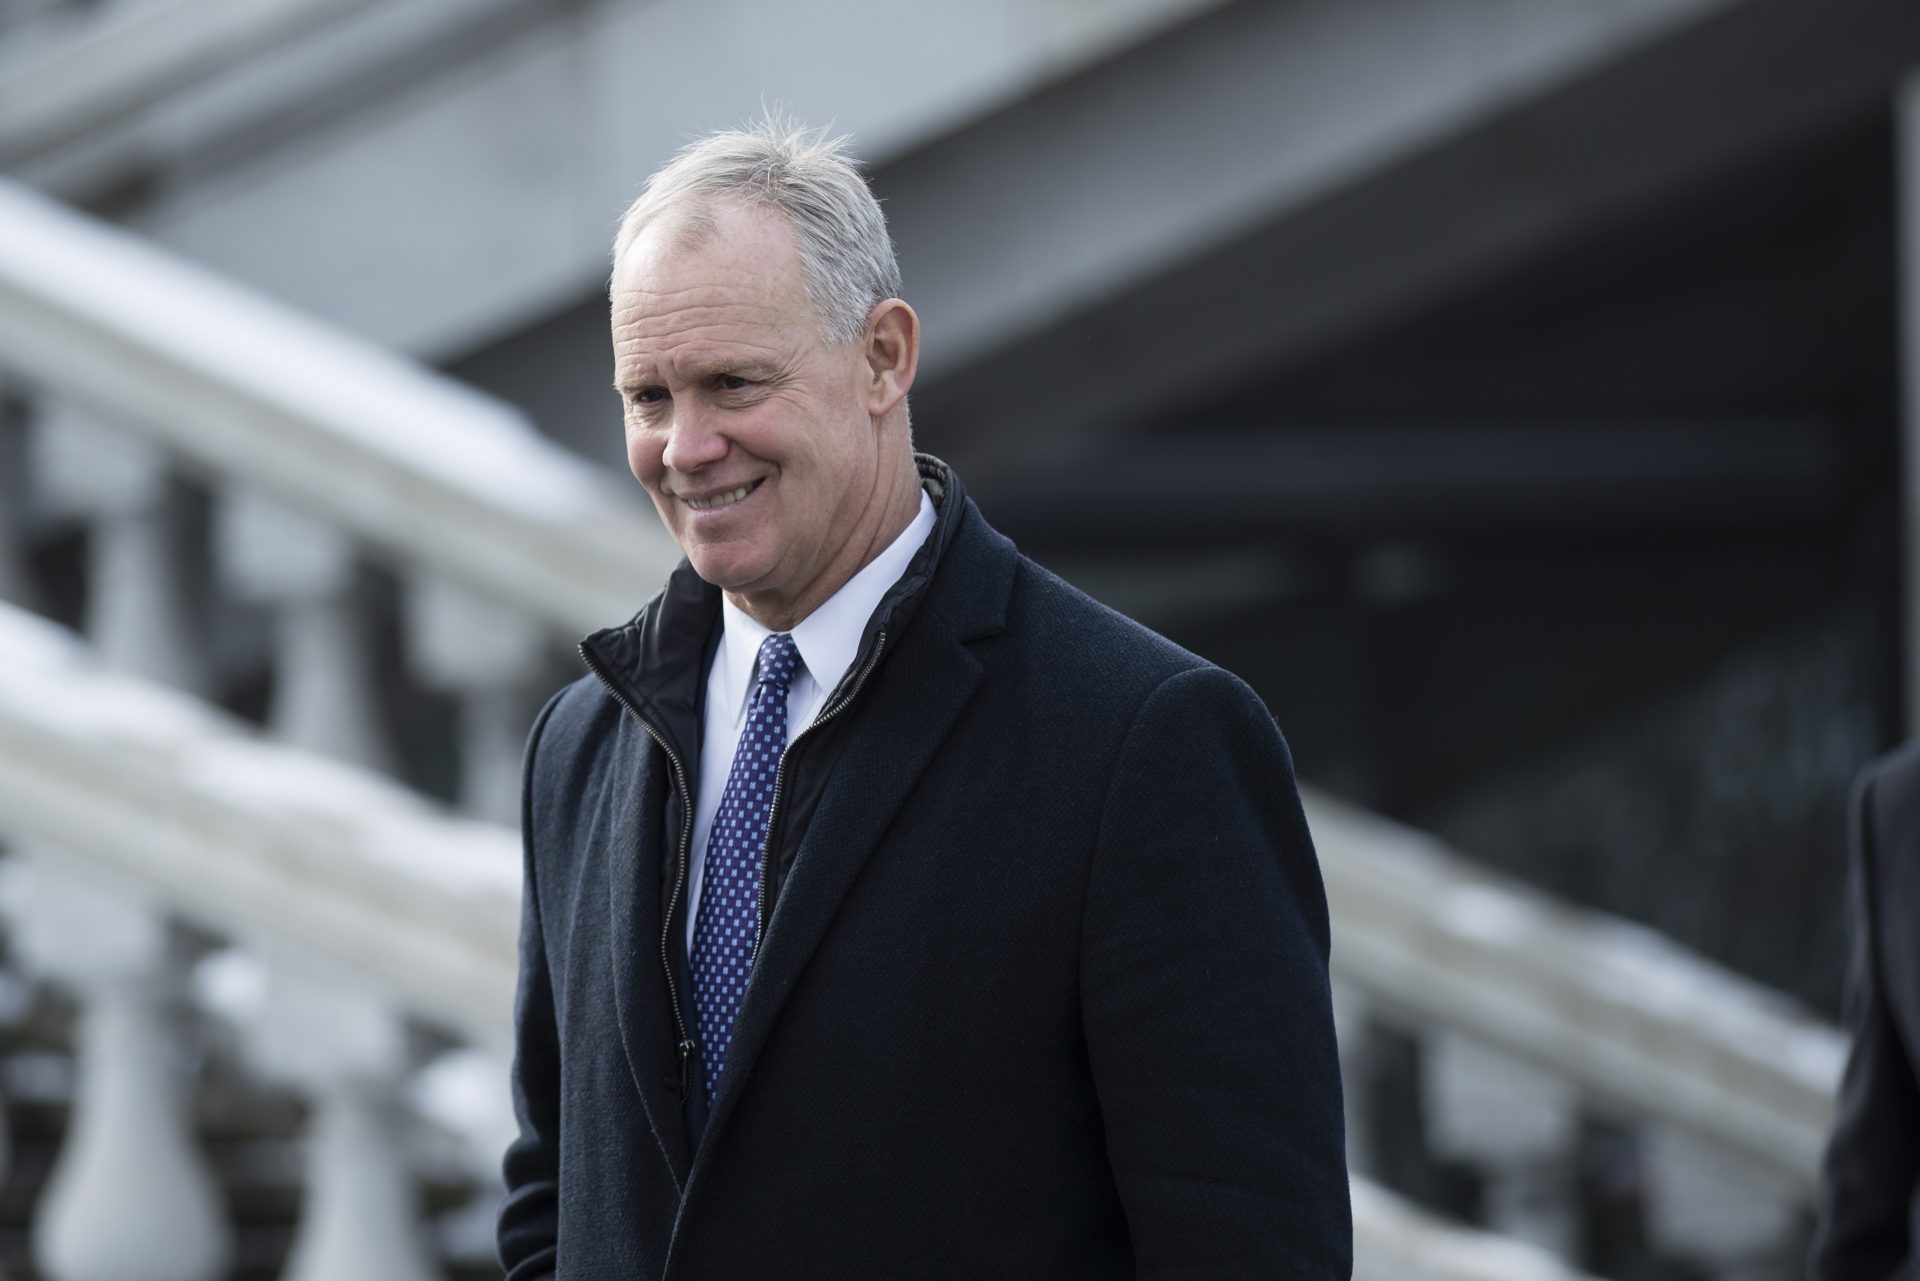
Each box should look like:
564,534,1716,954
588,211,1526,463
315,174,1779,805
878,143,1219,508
611,115,902,344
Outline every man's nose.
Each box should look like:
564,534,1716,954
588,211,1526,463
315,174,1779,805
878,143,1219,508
661,407,729,474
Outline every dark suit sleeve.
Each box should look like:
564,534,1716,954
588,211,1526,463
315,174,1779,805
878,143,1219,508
1812,759,1920,1280
498,690,568,1281
1080,665,1352,1280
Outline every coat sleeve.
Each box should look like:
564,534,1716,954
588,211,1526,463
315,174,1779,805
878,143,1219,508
497,690,569,1281
1811,759,1920,1280
1080,665,1352,1280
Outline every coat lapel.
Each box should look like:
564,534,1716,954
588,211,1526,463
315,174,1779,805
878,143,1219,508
604,721,695,1190
684,606,984,1179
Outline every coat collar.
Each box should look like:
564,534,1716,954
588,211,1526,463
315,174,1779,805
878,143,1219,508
578,453,995,766
578,455,1018,1206
708,488,935,732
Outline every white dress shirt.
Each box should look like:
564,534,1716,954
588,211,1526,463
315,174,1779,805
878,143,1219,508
685,489,936,950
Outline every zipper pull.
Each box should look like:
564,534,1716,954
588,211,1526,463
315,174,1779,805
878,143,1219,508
674,1039,697,1104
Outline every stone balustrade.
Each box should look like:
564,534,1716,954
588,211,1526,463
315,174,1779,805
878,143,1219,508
0,601,515,1280
0,596,1628,1281
0,178,672,633
1314,790,1843,1278
0,173,674,819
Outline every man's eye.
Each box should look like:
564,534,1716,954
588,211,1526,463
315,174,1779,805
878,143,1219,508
718,375,748,391
631,388,666,406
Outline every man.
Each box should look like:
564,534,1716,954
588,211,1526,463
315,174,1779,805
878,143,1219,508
497,116,1350,1280
1813,740,1920,1279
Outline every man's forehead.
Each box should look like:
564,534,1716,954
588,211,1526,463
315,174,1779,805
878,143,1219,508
609,282,796,359
610,205,818,372
613,325,788,383
613,201,801,296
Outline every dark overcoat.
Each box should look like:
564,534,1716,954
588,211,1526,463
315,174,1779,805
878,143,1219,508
1814,739,1920,1279
498,462,1351,1279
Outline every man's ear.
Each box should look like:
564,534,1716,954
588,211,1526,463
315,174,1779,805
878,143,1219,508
863,299,919,420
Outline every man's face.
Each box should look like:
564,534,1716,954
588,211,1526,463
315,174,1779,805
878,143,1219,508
612,202,882,613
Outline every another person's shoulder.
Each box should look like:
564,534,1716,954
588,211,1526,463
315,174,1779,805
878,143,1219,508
1861,739,1920,811
1856,740,1920,872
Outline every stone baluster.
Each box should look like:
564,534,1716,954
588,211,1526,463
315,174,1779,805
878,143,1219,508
216,489,395,772
13,851,230,1281
245,955,442,1281
407,1046,518,1267
1641,1126,1802,1281
405,577,549,824
1422,1032,1582,1258
30,402,209,692
1329,979,1375,1179
1349,1018,1455,1207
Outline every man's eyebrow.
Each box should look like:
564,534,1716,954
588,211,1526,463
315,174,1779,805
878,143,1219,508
615,357,784,392
715,358,785,381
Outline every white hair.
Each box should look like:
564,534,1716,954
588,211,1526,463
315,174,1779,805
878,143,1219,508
611,114,902,344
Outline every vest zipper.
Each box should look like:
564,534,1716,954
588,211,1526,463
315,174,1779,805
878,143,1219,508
577,642,699,1104
755,631,889,945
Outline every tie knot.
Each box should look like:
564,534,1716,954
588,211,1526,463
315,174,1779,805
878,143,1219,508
755,632,801,700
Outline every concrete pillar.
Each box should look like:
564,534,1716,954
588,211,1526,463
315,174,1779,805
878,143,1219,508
215,489,394,773
403,576,548,825
30,403,209,693
1642,1126,1799,1281
1329,980,1374,1180
244,956,442,1281
17,854,231,1281
1423,1034,1582,1258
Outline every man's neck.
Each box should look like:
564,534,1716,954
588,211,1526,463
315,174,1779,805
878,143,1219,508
726,456,923,632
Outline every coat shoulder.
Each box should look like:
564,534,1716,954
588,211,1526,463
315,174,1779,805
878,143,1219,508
521,673,626,860
530,673,623,776
1005,553,1229,708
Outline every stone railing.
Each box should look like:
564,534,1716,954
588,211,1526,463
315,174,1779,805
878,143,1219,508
0,175,674,824
0,176,1843,1280
1317,793,1842,1279
0,600,1607,1281
0,602,517,1281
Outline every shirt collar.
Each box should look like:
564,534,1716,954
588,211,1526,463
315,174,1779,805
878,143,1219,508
713,488,937,727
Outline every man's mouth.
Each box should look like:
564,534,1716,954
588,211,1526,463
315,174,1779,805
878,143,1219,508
682,479,764,510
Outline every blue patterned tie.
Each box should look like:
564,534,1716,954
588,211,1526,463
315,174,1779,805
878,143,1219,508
691,631,801,1105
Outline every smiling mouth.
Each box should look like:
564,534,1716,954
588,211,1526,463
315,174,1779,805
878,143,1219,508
682,479,764,510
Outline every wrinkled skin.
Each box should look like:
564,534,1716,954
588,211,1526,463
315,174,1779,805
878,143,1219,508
612,201,922,631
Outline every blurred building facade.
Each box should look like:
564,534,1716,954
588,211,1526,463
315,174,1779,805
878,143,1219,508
0,0,1915,1278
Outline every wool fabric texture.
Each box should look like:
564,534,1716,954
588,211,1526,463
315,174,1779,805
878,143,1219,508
500,459,1352,1280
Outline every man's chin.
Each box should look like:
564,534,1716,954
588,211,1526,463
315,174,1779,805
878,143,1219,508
685,549,773,595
